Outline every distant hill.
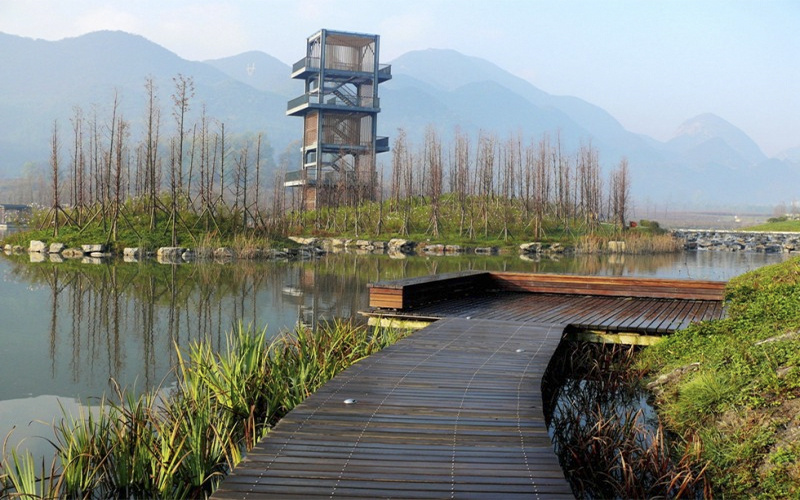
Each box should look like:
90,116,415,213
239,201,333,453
204,51,297,97
0,30,292,176
668,113,767,168
1,30,799,208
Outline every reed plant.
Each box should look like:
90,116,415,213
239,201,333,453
577,232,682,254
544,340,709,498
0,320,407,499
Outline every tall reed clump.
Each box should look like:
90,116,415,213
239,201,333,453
543,340,710,498
0,320,408,499
577,232,682,254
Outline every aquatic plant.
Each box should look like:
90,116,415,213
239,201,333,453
0,320,408,499
544,341,709,498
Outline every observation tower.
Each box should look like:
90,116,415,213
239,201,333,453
284,29,391,210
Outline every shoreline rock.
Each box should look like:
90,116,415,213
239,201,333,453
674,230,800,253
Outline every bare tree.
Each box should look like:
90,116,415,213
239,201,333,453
171,74,195,203
144,76,162,231
476,131,496,238
424,126,443,237
50,120,61,237
69,106,85,224
577,141,601,232
390,128,407,209
610,157,631,232
451,128,471,237
391,129,413,236
533,134,550,239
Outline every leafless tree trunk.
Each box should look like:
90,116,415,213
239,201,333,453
254,132,263,224
610,157,631,232
451,128,470,237
172,74,195,205
50,120,61,237
169,138,178,246
143,77,162,231
109,116,129,242
392,129,413,236
476,131,496,238
577,142,601,233
391,128,407,210
101,91,120,232
534,134,550,239
425,126,443,237
69,106,85,225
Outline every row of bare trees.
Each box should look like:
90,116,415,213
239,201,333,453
44,75,276,243
383,127,630,239
286,125,631,240
38,76,631,243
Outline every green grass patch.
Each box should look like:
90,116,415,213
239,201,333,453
3,195,677,254
640,256,800,496
293,195,675,251
743,219,800,232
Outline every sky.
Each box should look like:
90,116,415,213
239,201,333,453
1,0,798,156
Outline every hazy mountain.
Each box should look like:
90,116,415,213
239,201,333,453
668,113,767,168
204,51,297,97
0,30,796,207
0,31,291,175
389,49,653,159
776,145,800,164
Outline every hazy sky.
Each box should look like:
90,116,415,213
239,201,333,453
2,0,798,156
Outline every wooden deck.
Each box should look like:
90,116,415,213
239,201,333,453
214,272,726,499
366,271,725,337
214,317,573,499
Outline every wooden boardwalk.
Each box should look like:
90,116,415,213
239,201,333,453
214,317,572,499
365,271,725,337
365,292,723,336
214,272,726,499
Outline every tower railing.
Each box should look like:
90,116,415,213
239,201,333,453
287,93,379,112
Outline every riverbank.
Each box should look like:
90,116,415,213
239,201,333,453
675,229,800,253
2,229,683,267
639,256,800,497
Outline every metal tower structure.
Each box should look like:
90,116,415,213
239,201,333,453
284,29,391,210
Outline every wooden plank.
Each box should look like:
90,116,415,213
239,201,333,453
564,296,634,329
488,272,725,300
655,299,696,333
369,271,493,310
367,270,489,290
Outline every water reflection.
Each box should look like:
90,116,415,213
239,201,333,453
1,251,790,401
0,250,791,460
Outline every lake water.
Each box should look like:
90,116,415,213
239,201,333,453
0,250,790,461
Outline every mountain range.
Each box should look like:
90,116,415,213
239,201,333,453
1,30,798,208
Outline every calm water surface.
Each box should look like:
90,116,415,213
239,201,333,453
0,250,789,459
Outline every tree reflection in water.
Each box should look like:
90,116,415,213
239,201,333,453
0,250,782,464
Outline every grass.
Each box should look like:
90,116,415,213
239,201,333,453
3,194,677,256
743,218,800,232
295,195,675,252
639,256,800,497
1,199,300,255
0,320,409,499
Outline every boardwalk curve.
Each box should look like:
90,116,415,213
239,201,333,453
214,272,725,499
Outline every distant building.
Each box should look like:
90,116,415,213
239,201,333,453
285,29,391,210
